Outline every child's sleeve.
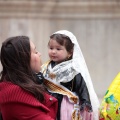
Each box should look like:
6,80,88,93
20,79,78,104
75,73,92,111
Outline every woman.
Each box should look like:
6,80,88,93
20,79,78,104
0,36,58,120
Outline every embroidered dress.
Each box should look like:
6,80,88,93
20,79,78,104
41,30,99,120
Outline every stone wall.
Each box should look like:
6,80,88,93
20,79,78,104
0,0,120,100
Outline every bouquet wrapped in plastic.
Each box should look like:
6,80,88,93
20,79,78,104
99,73,120,120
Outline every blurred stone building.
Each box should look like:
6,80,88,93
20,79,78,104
0,0,120,101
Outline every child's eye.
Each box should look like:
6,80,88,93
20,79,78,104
49,47,53,50
57,48,61,50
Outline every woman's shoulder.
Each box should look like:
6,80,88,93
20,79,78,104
0,81,20,93
0,82,58,120
0,81,57,110
0,81,33,101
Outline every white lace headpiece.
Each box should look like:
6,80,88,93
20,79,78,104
53,30,100,119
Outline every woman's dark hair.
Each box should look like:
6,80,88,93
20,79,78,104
0,36,44,102
49,34,74,58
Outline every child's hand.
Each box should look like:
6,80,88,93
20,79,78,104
81,110,93,120
80,103,92,112
80,104,93,120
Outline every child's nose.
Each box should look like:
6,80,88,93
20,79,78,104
52,49,56,53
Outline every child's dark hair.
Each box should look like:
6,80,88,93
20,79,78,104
50,34,74,54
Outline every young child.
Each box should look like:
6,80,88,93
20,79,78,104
41,30,99,120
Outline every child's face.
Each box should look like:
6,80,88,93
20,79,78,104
30,41,42,73
48,39,71,64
